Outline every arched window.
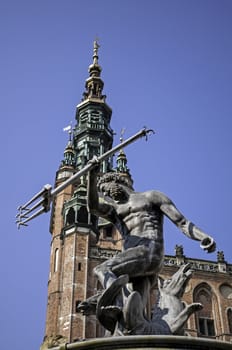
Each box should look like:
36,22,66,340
227,309,232,334
77,206,88,223
66,207,75,226
54,248,59,273
194,283,215,337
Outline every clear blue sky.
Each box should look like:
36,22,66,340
1,0,232,348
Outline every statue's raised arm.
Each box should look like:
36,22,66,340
87,158,118,223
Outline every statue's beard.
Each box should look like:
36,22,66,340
109,185,127,202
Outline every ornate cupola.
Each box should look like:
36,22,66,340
82,40,105,101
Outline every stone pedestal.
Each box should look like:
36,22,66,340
52,335,232,350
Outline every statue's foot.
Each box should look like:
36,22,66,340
97,274,129,333
77,292,102,315
124,291,147,335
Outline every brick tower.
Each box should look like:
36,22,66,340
44,41,127,344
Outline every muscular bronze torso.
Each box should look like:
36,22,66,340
111,191,164,252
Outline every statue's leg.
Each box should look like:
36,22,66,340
124,291,152,335
96,274,129,334
131,276,153,318
94,243,162,335
94,243,161,326
94,243,161,289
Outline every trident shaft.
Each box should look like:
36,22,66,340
16,127,154,228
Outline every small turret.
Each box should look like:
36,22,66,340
115,130,134,189
62,128,76,167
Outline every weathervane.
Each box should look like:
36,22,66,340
63,121,73,142
120,128,126,143
16,127,155,228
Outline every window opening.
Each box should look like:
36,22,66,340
228,309,232,334
77,206,88,223
54,248,59,272
194,284,216,338
66,207,75,225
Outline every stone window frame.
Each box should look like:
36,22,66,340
193,282,217,338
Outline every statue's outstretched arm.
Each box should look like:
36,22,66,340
160,199,216,253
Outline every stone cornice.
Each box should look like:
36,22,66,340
90,247,232,274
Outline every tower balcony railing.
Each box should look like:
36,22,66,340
86,122,105,130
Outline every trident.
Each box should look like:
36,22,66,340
16,127,154,228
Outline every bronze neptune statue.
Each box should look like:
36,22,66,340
78,159,216,336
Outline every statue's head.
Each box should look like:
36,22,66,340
97,172,133,202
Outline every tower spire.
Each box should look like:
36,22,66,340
82,40,105,101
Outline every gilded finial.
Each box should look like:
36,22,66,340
93,39,100,65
